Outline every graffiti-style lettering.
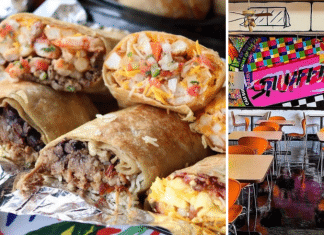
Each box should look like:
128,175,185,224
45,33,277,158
250,65,324,100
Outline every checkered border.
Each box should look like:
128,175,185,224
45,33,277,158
280,94,324,108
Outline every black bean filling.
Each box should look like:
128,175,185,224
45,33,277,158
0,105,45,151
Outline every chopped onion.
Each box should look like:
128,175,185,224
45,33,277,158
105,52,121,69
171,40,188,54
161,43,172,53
168,78,178,93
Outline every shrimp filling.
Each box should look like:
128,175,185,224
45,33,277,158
31,139,142,213
0,105,45,167
0,19,105,92
105,32,219,106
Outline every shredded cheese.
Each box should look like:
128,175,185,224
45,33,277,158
13,42,20,49
143,84,150,95
19,18,37,28
188,65,204,76
151,86,171,105
196,40,201,55
118,69,141,78
142,136,159,147
136,81,144,87
121,80,130,90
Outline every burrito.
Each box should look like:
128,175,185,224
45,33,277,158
17,105,210,215
0,13,122,93
190,87,225,152
0,79,98,167
103,31,225,120
147,155,226,234
116,0,212,20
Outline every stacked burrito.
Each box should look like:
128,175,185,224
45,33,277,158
0,12,227,235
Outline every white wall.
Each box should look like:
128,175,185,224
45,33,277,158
229,109,323,134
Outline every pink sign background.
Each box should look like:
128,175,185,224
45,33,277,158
246,55,324,107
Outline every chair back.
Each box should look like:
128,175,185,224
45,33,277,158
259,121,280,131
238,136,269,155
253,126,276,132
228,178,241,209
244,117,250,131
228,145,255,155
231,111,236,125
301,118,306,136
269,116,286,120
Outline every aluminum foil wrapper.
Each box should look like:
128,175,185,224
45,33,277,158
0,0,28,20
0,161,162,229
33,0,87,24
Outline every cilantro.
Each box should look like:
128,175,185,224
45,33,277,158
145,71,151,76
190,81,199,84
42,46,56,52
127,52,133,57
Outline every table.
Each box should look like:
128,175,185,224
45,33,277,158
308,114,324,129
255,120,295,127
317,132,324,176
228,131,283,142
229,154,274,183
237,113,266,131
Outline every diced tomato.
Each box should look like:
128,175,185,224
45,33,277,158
199,54,216,71
20,59,30,72
178,62,184,72
0,24,13,38
55,58,65,68
5,63,14,73
187,85,201,96
160,70,173,77
126,63,133,71
34,59,49,71
149,78,161,88
150,42,162,61
139,60,151,75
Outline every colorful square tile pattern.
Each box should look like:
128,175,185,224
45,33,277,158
246,37,322,72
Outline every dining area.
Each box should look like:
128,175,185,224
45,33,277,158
228,110,324,235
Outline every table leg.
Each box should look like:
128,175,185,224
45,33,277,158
321,117,323,130
251,117,254,131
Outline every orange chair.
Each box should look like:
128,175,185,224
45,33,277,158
228,145,255,155
238,136,269,155
245,117,250,131
228,147,258,232
231,111,249,131
259,121,280,131
269,116,286,131
253,126,276,132
319,127,324,176
253,126,276,151
228,179,242,234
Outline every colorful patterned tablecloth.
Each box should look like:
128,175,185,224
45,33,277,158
0,212,168,235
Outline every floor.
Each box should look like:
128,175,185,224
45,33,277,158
231,139,324,235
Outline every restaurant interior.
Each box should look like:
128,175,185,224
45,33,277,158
228,0,324,234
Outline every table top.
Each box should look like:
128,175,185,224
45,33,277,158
255,120,295,126
229,154,274,183
237,113,266,117
228,131,283,141
317,132,324,141
308,114,324,117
